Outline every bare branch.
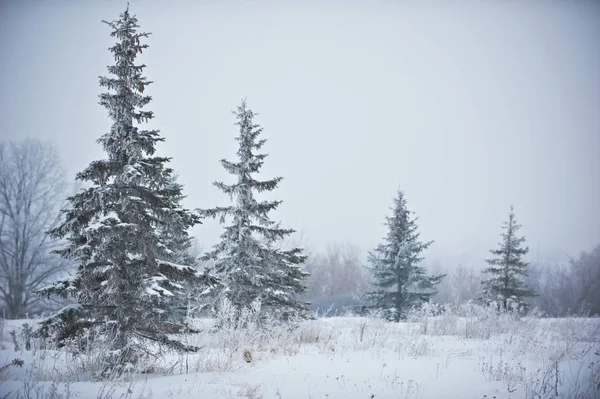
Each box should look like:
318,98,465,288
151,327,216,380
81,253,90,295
0,139,70,318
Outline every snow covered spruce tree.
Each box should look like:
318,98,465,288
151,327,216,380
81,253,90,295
157,174,211,322
363,189,444,322
200,100,310,322
37,7,216,371
479,206,536,311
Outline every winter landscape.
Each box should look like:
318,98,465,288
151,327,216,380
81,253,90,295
1,1,599,398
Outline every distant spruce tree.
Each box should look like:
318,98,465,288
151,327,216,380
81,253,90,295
200,100,310,321
363,189,444,321
479,206,536,311
37,6,216,371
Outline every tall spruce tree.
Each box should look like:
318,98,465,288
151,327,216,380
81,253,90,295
157,174,209,322
38,7,216,369
480,206,536,311
200,100,309,321
364,189,444,321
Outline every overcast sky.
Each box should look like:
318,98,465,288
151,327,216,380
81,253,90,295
1,0,599,267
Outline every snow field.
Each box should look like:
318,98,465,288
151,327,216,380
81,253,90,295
1,311,599,399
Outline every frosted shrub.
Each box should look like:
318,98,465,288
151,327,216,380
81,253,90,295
295,320,326,344
352,310,395,352
453,301,528,339
214,297,241,331
213,298,269,349
545,316,600,344
182,297,307,372
404,301,538,340
407,302,456,336
9,323,35,352
210,297,306,354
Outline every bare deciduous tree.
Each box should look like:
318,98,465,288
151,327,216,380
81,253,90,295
0,139,68,318
306,241,370,298
431,262,481,306
523,245,599,317
449,265,481,304
525,262,572,316
570,244,600,316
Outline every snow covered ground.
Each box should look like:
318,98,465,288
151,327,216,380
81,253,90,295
1,311,599,398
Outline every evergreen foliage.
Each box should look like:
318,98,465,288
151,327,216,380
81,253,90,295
363,189,444,321
37,7,217,371
200,100,310,321
479,206,536,311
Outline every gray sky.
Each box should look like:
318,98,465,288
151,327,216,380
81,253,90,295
1,0,599,267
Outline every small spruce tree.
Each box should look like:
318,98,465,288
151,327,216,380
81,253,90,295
37,6,216,371
479,206,536,311
200,100,310,321
363,189,444,321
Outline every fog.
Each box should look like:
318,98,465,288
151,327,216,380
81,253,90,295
1,0,599,267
